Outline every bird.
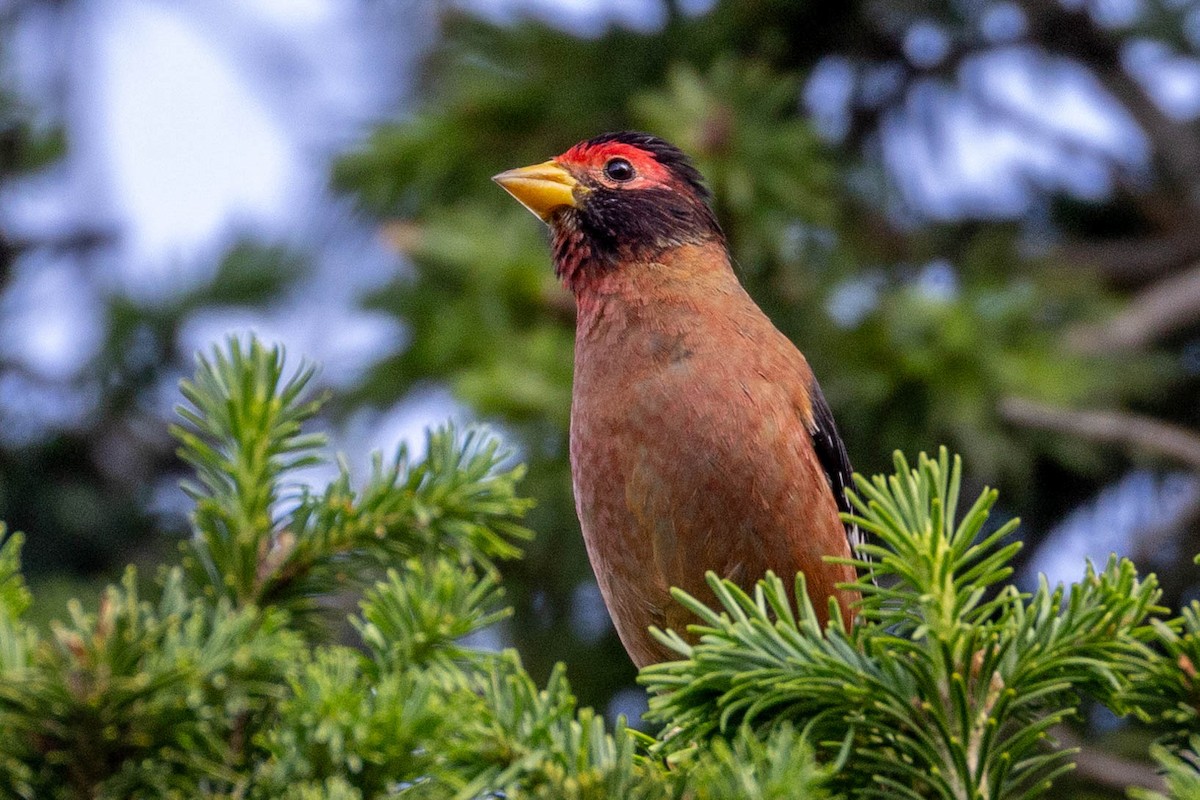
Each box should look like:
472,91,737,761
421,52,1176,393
493,131,860,667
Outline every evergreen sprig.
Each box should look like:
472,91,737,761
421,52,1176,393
0,529,32,672
664,724,834,800
0,527,30,620
642,449,1162,800
172,337,327,606
172,337,532,621
352,558,510,669
0,566,300,798
253,646,445,799
1131,738,1200,800
1124,602,1200,736
450,655,648,799
3,338,1198,798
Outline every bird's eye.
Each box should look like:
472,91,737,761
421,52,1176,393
603,157,635,182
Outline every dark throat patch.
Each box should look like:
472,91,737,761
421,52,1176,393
550,186,722,292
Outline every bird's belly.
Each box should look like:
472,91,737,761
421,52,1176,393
569,358,844,666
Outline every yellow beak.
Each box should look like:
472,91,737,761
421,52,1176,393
492,160,580,222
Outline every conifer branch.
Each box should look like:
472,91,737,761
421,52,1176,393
3,339,1198,798
642,448,1163,800
171,337,533,622
172,337,326,606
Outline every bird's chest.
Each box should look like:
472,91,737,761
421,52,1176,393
570,318,732,494
568,306,798,588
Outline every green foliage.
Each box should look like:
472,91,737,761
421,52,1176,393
643,450,1164,799
666,724,833,800
0,336,554,799
328,2,1174,711
353,560,509,668
450,657,648,799
172,338,329,606
0,529,31,620
3,337,1200,798
1125,602,1200,750
0,566,299,798
1133,740,1200,800
172,338,532,622
253,647,443,798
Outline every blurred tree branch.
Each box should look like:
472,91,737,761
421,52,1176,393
845,0,1200,224
1055,726,1166,795
1056,232,1200,286
1000,397,1200,469
1067,261,1200,353
2,227,118,255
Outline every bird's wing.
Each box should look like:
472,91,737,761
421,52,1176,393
806,380,867,562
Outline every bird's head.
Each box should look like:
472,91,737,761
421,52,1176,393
493,132,723,292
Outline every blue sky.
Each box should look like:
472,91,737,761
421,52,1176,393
2,0,438,452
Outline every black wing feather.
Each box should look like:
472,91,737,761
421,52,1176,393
807,380,865,559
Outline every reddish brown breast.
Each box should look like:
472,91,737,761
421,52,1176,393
568,241,857,667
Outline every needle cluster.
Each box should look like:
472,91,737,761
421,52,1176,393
0,339,1197,799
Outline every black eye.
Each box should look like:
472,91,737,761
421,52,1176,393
603,157,635,182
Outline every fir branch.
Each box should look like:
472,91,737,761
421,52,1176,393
253,647,445,799
1130,738,1200,800
353,559,510,669
0,566,301,799
0,529,35,799
172,337,326,606
1122,602,1200,740
252,425,532,619
447,652,658,800
0,529,33,676
172,337,533,620
642,448,1162,800
0,527,30,620
665,724,834,800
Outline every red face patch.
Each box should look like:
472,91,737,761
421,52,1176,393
555,141,674,188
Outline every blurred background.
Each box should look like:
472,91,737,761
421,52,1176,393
1,0,1198,793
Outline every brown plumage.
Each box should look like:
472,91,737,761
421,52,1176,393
494,132,860,667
